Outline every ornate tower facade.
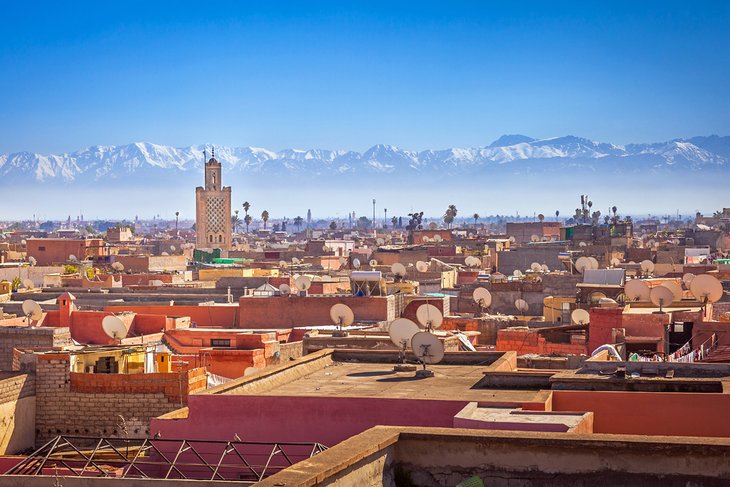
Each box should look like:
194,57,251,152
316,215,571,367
195,150,232,250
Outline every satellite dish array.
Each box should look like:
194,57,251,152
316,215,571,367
622,274,723,311
575,256,599,274
464,256,481,268
387,303,445,377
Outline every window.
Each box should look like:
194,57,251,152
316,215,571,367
218,235,223,243
211,339,231,348
209,235,213,243
38,246,46,251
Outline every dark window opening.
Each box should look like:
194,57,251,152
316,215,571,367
211,339,231,348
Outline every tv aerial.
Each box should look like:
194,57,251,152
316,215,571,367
624,279,651,302
689,274,723,307
515,298,529,315
21,299,43,325
473,287,492,315
416,261,429,273
330,303,354,337
278,283,291,296
388,318,420,372
102,314,129,342
571,308,590,325
391,263,407,282
650,286,674,313
416,303,443,331
294,275,312,296
411,331,445,378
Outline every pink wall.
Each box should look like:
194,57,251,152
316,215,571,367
151,395,468,447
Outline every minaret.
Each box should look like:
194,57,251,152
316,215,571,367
195,146,233,250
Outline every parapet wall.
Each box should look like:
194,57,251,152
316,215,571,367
0,326,72,371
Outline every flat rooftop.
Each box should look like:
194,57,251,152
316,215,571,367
206,350,539,403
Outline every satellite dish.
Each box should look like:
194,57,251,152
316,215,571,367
610,257,621,267
28,256,37,266
571,308,590,325
68,254,78,262
244,367,260,377
640,260,655,274
662,281,683,303
22,278,34,289
278,260,288,268
575,257,590,274
682,273,695,288
473,288,492,309
624,280,651,302
352,258,361,269
690,274,723,304
540,264,550,273
338,256,347,266
278,283,291,295
530,262,541,272
422,236,432,243
416,304,443,329
530,234,540,242
330,303,355,327
294,276,312,292
102,315,129,340
376,238,385,246
433,235,443,242
508,236,516,244
411,331,445,365
369,259,378,266
578,241,587,248
149,279,164,287
391,263,407,278
647,239,656,249
170,245,176,252
291,257,301,265
22,300,43,322
512,269,523,278
111,262,124,272
515,299,529,313
161,252,169,256
389,318,420,349
416,261,429,273
587,257,600,270
650,286,675,311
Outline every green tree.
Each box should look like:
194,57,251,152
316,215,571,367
294,216,304,231
443,205,458,229
244,214,252,232
261,210,270,229
357,216,372,230
472,213,479,227
329,221,337,230
391,216,398,228
231,210,241,233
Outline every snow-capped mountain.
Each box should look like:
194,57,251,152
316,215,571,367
1,135,728,185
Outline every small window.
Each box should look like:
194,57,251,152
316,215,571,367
209,235,213,243
38,246,46,251
218,235,223,243
211,339,231,348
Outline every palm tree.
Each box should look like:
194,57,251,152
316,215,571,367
472,213,479,227
555,210,560,222
175,211,179,237
244,214,252,233
329,221,337,230
293,216,304,231
232,210,240,233
538,213,545,222
243,201,251,216
444,205,458,229
261,210,269,229
391,216,398,228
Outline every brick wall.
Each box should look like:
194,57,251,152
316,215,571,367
35,355,206,444
0,373,36,454
496,329,587,356
0,373,35,405
0,327,72,371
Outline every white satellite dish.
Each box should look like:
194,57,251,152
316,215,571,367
411,331,445,368
578,241,587,247
610,257,621,267
422,236,432,243
278,283,291,295
624,280,651,302
111,262,125,272
515,299,529,313
161,252,169,256
416,261,429,273
640,260,655,274
149,279,164,287
416,304,443,329
690,274,723,304
530,262,541,272
530,234,540,242
369,259,378,266
662,281,683,303
433,235,443,242
513,269,523,278
294,276,312,292
587,257,600,270
28,256,37,266
22,278,34,289
22,300,43,322
330,303,355,327
540,264,550,273
389,318,420,349
352,258,361,269
571,308,590,325
650,286,675,311
376,238,385,246
102,315,129,340
682,273,695,288
391,263,407,278
575,257,591,274
68,254,78,262
278,260,288,268
338,256,347,266
244,367,260,377
508,236,516,243
473,288,492,310
170,245,176,252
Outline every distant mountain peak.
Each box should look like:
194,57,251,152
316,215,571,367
489,134,535,147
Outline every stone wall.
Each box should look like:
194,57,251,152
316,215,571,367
34,355,206,444
0,373,36,454
0,326,72,371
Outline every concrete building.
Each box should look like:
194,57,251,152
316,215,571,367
195,151,232,250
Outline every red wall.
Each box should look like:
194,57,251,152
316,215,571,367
151,395,467,447
104,305,239,328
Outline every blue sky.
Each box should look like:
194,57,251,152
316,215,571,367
2,1,729,154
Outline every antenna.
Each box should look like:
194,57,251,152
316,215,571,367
472,288,492,315
689,274,723,306
610,257,621,267
416,261,429,273
530,234,540,242
650,286,674,313
22,278,34,290
330,303,355,337
102,315,129,342
662,281,683,302
514,298,529,315
530,262,541,272
391,263,407,281
294,276,312,296
411,331,445,378
640,259,655,275
571,308,590,325
416,303,443,331
369,259,378,266
389,318,420,372
278,283,291,296
21,299,42,325
574,257,591,274
624,279,651,302
111,261,125,272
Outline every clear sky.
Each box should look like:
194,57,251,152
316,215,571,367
1,1,729,154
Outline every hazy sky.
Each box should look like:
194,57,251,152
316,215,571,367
2,1,729,154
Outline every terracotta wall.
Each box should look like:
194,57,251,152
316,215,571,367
496,329,587,356
104,305,238,328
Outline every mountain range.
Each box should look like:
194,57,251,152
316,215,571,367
1,135,728,186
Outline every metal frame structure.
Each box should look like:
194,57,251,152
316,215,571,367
5,436,328,483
